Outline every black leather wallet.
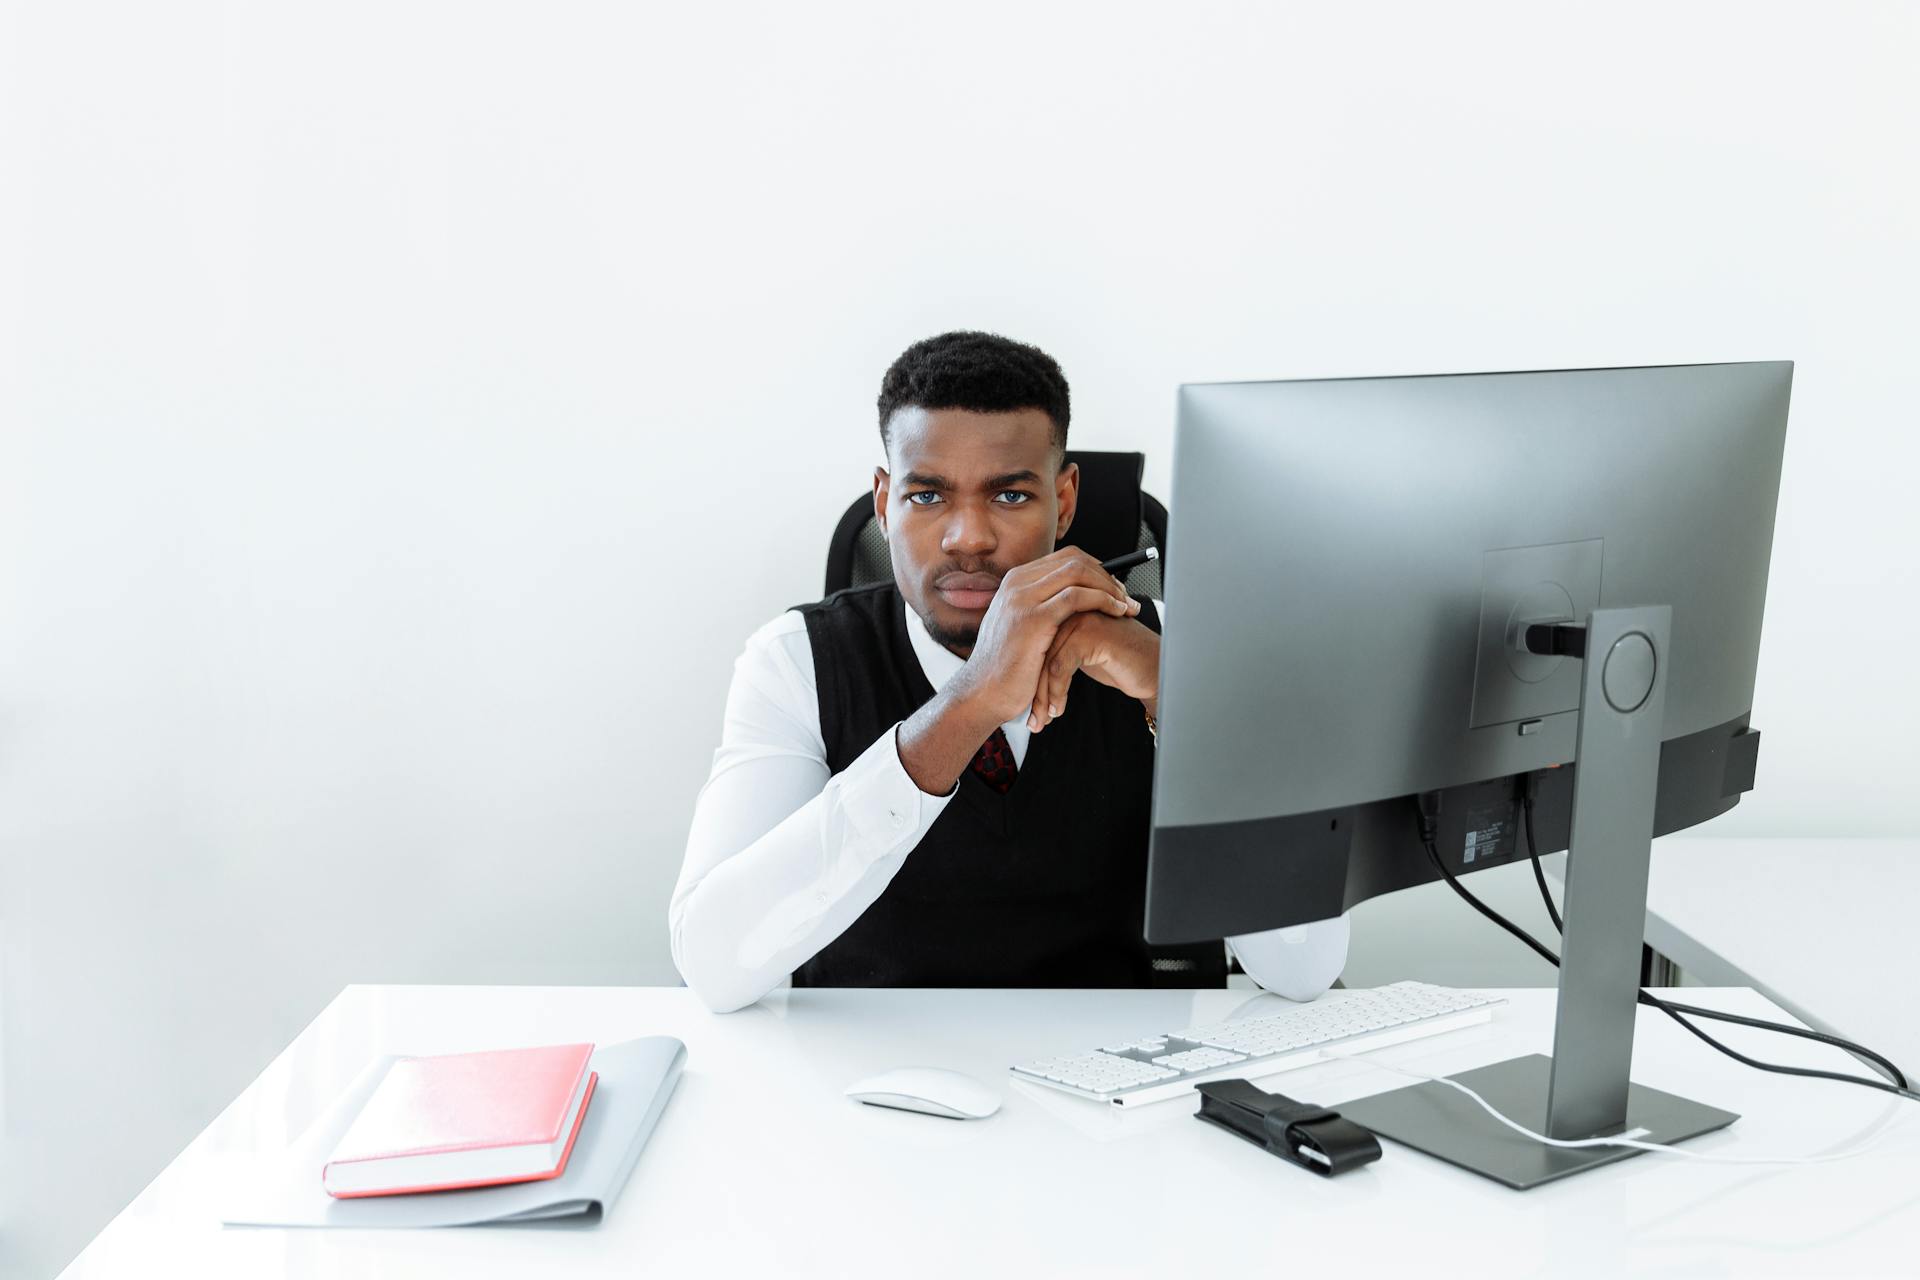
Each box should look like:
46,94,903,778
1194,1078,1383,1177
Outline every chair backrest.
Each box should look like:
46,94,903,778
824,450,1170,599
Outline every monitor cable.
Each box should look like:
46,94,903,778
1519,788,1909,1089
1414,792,1919,1105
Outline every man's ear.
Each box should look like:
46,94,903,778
1053,460,1080,542
873,466,890,536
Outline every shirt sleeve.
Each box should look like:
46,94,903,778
1225,917,1352,1001
668,611,957,1013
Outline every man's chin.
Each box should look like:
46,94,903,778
921,612,980,653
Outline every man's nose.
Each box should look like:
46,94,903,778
941,503,997,557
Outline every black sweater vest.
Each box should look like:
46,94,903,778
790,582,1224,989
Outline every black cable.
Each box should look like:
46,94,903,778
1416,799,1920,1105
1522,797,1563,934
1520,794,1911,1090
1656,1001,1910,1086
1414,802,1566,971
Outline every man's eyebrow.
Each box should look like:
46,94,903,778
900,469,1042,491
986,470,1042,489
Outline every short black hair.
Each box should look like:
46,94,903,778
877,331,1070,456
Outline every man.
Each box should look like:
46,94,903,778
670,332,1348,1012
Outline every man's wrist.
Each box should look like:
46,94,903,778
892,723,958,798
897,683,1006,796
934,671,1010,742
1132,625,1161,715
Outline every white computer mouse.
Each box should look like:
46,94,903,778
844,1066,1002,1119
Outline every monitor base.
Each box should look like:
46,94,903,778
1338,1053,1738,1190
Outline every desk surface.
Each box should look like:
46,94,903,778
63,983,1918,1279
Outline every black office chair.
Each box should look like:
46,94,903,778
820,450,1225,989
824,450,1169,599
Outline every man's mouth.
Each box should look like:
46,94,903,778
934,571,1001,611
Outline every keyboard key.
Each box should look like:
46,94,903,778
1011,982,1506,1103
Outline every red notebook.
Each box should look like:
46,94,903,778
322,1042,597,1198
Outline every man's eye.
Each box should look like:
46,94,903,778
995,492,1033,505
906,492,942,506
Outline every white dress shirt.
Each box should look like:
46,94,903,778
669,597,1350,1013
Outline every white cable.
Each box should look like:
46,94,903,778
1320,1049,1900,1166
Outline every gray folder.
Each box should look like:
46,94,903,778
221,1035,685,1228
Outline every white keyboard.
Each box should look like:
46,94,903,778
1010,981,1505,1108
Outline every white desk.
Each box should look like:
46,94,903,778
62,983,1918,1278
1553,837,1919,1075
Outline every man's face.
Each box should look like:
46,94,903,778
875,406,1079,656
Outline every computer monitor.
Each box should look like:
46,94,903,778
1145,361,1793,1187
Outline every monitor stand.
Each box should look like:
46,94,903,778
1339,605,1737,1189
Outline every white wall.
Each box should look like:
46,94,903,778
2,2,1916,1274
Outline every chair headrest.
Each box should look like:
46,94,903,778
1058,451,1146,562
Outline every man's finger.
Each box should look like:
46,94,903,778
1030,636,1060,730
1043,613,1088,729
1030,643,1055,731
1028,556,1134,609
1036,556,1121,602
1033,621,1099,731
1040,584,1138,624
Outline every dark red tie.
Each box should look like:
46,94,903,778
970,727,1018,794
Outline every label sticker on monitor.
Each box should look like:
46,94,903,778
1462,807,1515,865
